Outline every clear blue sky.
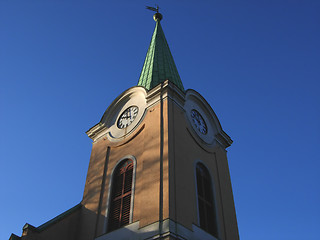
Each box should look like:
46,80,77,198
1,1,319,239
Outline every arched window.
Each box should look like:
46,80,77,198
196,162,218,237
107,159,134,232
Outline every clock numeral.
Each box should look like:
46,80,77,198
133,108,138,114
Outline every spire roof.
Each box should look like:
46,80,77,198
137,13,184,92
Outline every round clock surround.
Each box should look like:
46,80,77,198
99,87,147,141
184,90,220,145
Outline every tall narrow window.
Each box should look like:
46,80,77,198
108,159,133,232
196,163,218,237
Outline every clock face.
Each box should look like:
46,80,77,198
190,109,207,134
117,106,139,129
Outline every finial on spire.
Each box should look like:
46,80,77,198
146,5,162,21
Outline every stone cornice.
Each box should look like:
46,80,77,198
146,80,186,110
86,123,108,141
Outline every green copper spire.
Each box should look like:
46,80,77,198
137,13,184,92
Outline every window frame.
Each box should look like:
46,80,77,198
194,160,220,238
104,155,137,233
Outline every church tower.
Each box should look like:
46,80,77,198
9,11,238,240
81,12,239,240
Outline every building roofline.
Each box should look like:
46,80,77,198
37,203,81,232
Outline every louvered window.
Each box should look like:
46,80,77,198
108,159,133,232
196,163,218,237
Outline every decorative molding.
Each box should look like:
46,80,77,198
193,160,222,240
87,82,232,150
86,123,108,141
184,89,232,149
146,80,186,110
103,156,137,234
96,219,218,240
86,86,147,142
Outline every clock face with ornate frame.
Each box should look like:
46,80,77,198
117,106,139,129
190,109,207,134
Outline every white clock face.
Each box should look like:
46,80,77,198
190,109,207,134
117,106,139,129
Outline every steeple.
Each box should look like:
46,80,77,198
9,10,239,240
137,13,184,92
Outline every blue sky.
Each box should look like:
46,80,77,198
1,1,319,239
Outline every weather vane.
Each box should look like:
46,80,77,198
146,4,162,21
146,5,159,13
